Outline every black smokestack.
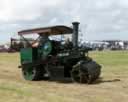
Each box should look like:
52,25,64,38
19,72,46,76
72,22,80,47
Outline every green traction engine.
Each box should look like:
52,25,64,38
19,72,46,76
18,22,101,84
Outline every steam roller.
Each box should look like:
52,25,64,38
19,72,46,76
18,22,101,84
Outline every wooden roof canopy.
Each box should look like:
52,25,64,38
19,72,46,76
18,25,73,36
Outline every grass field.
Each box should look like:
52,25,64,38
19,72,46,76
0,51,128,102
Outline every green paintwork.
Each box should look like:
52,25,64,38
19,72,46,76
20,48,33,64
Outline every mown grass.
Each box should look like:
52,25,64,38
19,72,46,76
0,51,128,102
90,50,128,66
90,51,128,77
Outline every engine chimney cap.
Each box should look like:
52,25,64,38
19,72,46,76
72,22,80,25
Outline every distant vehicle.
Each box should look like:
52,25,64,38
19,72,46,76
8,38,35,52
0,45,9,52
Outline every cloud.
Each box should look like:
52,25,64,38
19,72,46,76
0,0,128,43
0,0,64,23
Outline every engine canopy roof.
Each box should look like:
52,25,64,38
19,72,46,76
18,25,73,36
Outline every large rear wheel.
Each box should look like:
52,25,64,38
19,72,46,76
22,65,49,81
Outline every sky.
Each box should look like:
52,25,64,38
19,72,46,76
0,0,128,43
